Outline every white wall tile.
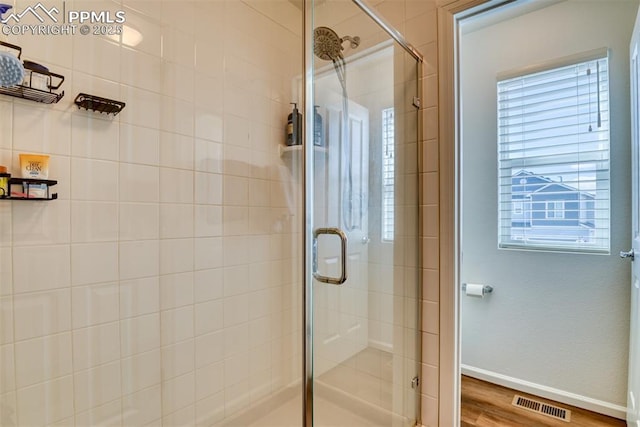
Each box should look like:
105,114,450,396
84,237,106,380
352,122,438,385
0,101,11,150
223,265,249,297
12,106,71,156
195,110,224,143
0,248,11,297
195,391,225,427
120,276,160,318
195,361,223,400
193,72,223,112
0,344,15,394
121,384,161,426
72,35,121,82
194,299,223,336
13,289,71,341
160,96,194,137
119,163,159,203
160,132,194,170
222,207,248,236
121,46,162,93
194,331,224,369
194,140,223,173
223,324,248,358
223,145,252,177
119,203,159,241
11,200,71,245
160,272,194,310
194,268,223,303
194,237,223,270
119,123,160,166
159,239,193,275
161,306,194,346
160,167,194,204
0,298,12,344
71,158,119,201
195,205,222,237
72,283,119,329
162,27,195,66
0,207,10,251
73,322,121,371
120,6,162,56
75,398,122,427
71,242,118,286
74,361,122,413
194,172,222,205
16,376,74,426
121,349,161,395
71,114,120,161
161,339,194,381
14,333,72,388
223,295,248,328
162,62,195,103
120,313,160,357
119,85,161,129
12,244,70,294
249,179,271,207
222,236,249,267
71,201,119,243
119,240,160,280
223,352,249,387
161,372,195,416
223,176,248,206
160,204,194,239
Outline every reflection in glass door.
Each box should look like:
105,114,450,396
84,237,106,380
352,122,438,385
307,1,422,425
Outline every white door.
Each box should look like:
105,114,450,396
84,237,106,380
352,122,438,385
628,11,640,425
313,87,370,376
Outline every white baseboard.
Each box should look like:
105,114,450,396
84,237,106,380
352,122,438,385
461,364,627,420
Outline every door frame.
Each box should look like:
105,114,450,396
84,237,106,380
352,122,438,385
437,1,496,425
440,1,634,425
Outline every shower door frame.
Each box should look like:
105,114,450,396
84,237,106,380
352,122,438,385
302,1,424,425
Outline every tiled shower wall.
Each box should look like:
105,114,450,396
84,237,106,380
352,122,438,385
0,0,303,425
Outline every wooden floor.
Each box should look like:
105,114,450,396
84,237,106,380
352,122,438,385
461,376,626,427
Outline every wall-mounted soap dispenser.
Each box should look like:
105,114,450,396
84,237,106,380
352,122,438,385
286,102,302,146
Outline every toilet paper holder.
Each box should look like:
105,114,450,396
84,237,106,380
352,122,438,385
461,283,493,294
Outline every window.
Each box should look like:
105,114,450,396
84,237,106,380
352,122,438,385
545,201,565,219
497,53,610,253
382,107,394,241
513,201,523,215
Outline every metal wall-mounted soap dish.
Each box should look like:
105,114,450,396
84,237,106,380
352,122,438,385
74,93,126,116
0,41,65,104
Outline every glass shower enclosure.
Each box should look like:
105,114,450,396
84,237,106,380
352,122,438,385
0,0,422,426
304,0,423,425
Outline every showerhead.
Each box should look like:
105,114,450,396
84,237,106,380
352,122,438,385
313,26,360,62
314,26,343,61
0,51,24,88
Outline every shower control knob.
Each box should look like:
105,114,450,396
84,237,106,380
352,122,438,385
361,236,370,244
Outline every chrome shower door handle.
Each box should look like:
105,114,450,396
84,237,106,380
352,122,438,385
313,227,348,285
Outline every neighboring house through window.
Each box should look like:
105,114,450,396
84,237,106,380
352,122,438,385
497,52,610,253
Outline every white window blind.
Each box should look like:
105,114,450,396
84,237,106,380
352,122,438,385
497,54,610,253
382,107,395,242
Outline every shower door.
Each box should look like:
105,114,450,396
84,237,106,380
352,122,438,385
307,1,422,425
